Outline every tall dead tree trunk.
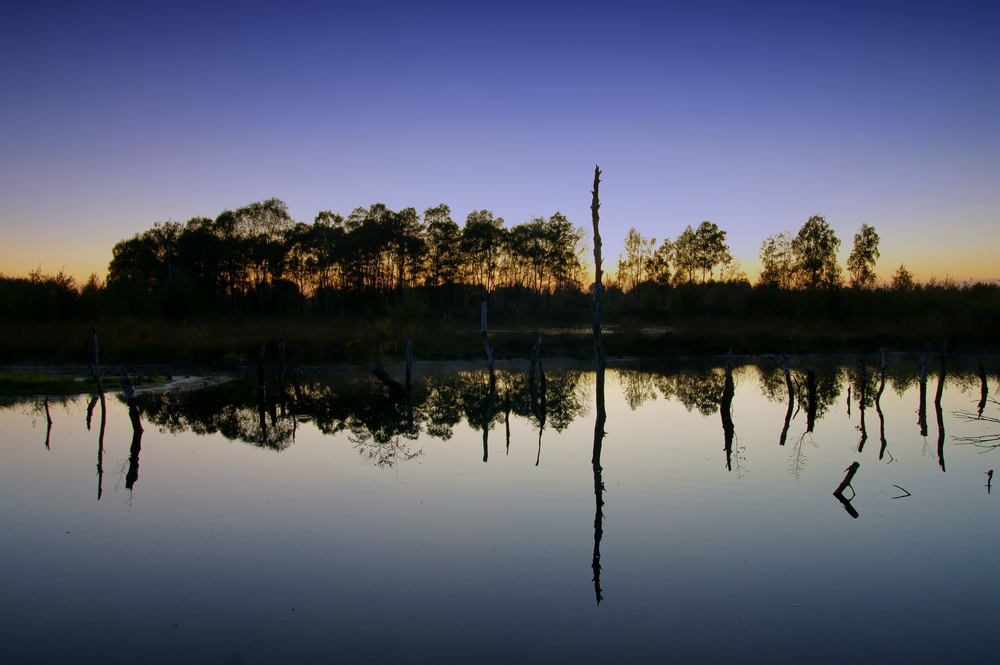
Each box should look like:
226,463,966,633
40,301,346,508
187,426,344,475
591,165,606,371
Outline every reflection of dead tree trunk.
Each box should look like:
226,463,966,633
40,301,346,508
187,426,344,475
97,394,106,500
43,398,52,450
529,333,546,466
591,165,606,371
876,347,888,460
935,345,947,472
806,369,817,433
833,461,861,519
857,359,868,453
978,360,989,419
592,361,607,606
721,350,735,471
779,353,793,447
505,390,511,456
87,394,98,430
918,359,928,437
372,364,406,399
123,375,143,491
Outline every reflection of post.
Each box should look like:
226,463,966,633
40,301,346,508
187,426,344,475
481,302,495,385
291,343,304,404
592,363,607,606
978,360,989,419
833,461,860,519
720,350,735,471
124,375,144,491
876,349,888,460
257,345,268,444
806,369,816,433
918,359,928,437
97,394,106,500
935,346,947,472
43,398,53,450
504,391,511,455
857,360,868,453
779,353,793,447
482,374,495,464
529,334,546,466
86,394,98,430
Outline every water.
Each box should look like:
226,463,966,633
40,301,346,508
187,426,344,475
2,356,999,664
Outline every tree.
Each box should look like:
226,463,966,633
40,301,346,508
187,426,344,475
758,232,794,288
424,204,462,287
645,238,673,286
672,226,698,284
616,228,655,293
792,215,842,288
461,210,506,300
692,221,731,281
846,224,880,288
891,263,914,291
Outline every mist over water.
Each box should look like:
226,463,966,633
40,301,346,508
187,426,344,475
2,357,998,664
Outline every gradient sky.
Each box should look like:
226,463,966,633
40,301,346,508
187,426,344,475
2,0,998,283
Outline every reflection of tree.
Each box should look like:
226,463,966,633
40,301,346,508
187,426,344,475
616,368,658,411
674,369,726,416
139,367,588,468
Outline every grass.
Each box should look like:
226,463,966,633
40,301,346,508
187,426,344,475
0,373,171,397
0,309,995,368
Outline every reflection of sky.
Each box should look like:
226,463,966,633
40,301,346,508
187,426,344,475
1,1,998,283
2,361,999,661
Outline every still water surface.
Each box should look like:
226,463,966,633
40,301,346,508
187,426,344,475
2,356,999,664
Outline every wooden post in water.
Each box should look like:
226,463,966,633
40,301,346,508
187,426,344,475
405,340,413,394
833,461,861,519
92,323,103,394
406,339,414,432
529,331,543,385
481,301,495,387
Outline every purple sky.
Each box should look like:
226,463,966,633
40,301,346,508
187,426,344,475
2,0,998,283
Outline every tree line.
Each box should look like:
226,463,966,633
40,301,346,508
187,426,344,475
2,197,995,325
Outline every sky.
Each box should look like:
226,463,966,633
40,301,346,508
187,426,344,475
1,0,998,284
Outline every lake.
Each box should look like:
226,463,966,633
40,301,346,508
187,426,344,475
2,354,998,664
